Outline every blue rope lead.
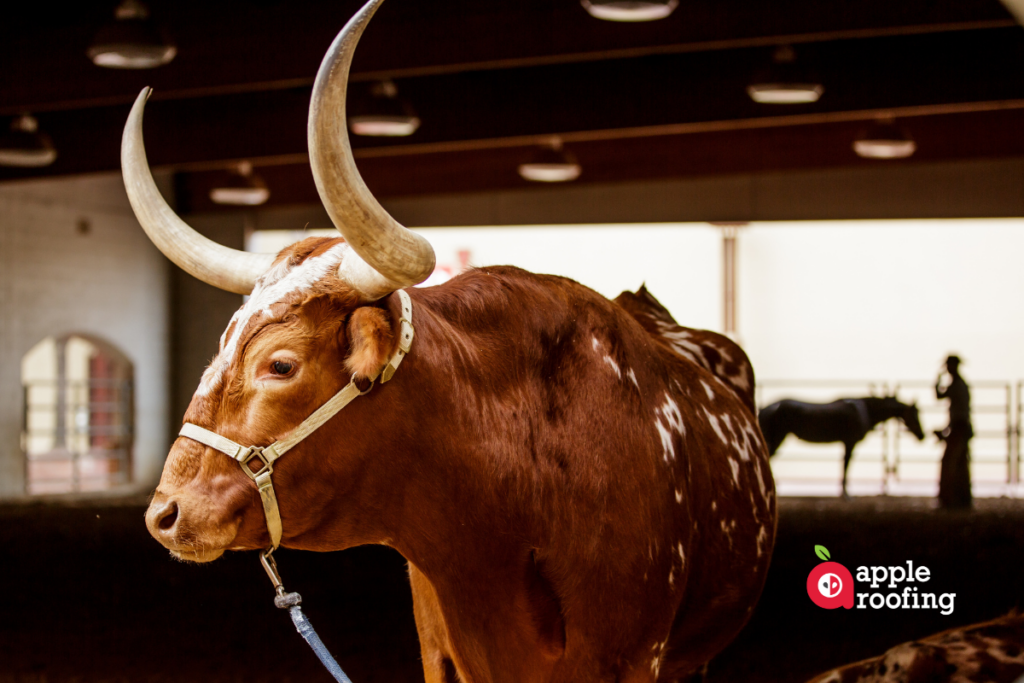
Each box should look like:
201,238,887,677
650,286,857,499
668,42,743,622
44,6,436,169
262,549,354,683
286,602,354,683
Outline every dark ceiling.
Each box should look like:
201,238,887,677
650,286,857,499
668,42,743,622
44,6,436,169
2,0,1023,211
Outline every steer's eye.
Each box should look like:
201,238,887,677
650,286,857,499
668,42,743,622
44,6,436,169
271,360,294,376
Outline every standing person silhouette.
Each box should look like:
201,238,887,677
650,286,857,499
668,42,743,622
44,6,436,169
934,354,973,509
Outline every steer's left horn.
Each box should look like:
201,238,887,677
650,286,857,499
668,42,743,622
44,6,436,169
308,0,436,301
121,88,276,295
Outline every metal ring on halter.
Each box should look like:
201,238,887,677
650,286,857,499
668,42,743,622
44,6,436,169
351,372,374,396
239,446,273,480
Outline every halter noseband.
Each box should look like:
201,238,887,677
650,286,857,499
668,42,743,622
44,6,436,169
177,290,414,549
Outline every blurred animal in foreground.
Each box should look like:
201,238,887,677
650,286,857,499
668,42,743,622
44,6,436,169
758,396,925,497
806,613,1024,683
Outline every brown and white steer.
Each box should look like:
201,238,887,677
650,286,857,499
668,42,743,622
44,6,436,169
125,1,777,681
807,613,1024,683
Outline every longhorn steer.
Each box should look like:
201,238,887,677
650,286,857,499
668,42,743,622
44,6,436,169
128,1,777,681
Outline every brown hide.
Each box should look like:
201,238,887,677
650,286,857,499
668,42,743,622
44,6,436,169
147,238,777,683
806,614,1024,683
615,285,756,414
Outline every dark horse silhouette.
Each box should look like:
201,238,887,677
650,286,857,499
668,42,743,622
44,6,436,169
758,396,925,497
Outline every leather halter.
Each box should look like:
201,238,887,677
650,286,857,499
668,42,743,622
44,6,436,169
178,290,414,549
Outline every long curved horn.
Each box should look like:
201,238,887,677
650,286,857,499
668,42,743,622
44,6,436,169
309,0,436,301
122,88,276,295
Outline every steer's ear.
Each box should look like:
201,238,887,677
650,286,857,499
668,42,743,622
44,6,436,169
345,306,394,380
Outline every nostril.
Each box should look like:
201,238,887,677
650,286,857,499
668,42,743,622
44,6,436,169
158,501,179,531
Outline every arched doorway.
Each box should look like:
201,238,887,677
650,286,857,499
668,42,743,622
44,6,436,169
21,335,134,494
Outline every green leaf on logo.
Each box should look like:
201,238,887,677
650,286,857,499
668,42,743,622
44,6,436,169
815,545,830,561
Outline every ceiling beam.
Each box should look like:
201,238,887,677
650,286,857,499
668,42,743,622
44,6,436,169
173,107,1024,211
0,0,1015,115
2,26,1021,184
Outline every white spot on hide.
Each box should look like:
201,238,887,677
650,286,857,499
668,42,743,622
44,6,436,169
756,524,769,559
703,408,730,446
654,394,685,463
701,379,716,401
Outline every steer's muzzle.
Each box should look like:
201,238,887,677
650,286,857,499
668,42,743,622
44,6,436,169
146,489,240,563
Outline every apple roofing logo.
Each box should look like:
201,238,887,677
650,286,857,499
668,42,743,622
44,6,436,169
807,545,854,609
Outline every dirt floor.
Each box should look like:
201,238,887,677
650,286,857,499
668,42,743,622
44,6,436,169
1,495,1022,682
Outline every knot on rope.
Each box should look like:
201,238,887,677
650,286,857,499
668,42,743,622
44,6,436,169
274,591,303,609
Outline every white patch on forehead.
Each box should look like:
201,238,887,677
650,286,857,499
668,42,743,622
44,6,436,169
194,242,351,397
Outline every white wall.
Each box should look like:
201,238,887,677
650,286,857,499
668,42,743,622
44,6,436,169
250,224,725,332
740,220,1024,382
0,173,170,498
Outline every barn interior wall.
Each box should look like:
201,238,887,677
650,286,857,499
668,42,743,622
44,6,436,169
375,157,1024,227
0,173,170,499
168,214,246,424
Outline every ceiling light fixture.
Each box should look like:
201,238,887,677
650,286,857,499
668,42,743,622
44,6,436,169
747,45,823,104
209,161,270,206
581,0,679,21
518,138,581,183
0,114,58,168
349,80,421,137
853,116,916,160
87,0,177,69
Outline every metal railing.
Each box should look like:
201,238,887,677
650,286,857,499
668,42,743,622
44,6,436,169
757,379,1021,498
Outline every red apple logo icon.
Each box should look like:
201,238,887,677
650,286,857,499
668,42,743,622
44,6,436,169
806,545,854,609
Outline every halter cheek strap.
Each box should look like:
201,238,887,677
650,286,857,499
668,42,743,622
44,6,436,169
178,290,414,549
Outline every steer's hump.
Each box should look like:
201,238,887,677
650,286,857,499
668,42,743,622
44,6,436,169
614,285,756,413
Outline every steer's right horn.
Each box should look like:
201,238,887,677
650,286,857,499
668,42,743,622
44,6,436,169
308,0,436,302
122,88,275,295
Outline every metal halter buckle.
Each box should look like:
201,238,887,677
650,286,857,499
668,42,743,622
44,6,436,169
351,372,374,396
240,446,273,480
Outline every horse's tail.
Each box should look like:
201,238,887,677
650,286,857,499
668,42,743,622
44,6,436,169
758,401,784,456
